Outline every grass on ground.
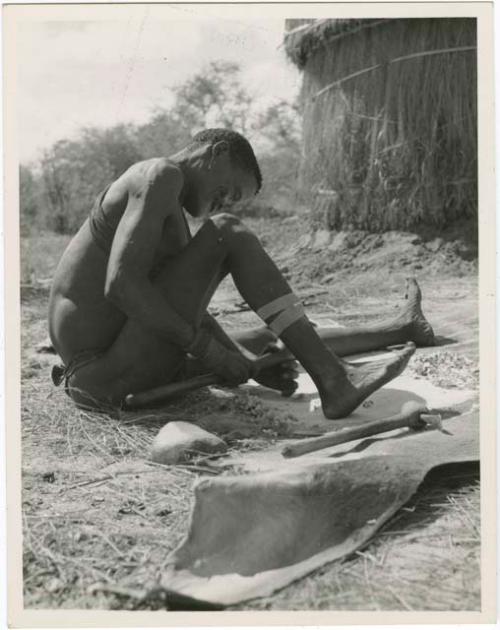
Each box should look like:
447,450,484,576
20,217,480,610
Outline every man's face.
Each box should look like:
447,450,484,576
184,142,258,218
206,163,258,216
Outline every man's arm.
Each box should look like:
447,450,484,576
104,160,253,384
201,313,254,356
105,160,194,347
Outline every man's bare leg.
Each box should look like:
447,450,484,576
70,213,414,418
230,278,434,357
161,213,415,419
181,278,430,396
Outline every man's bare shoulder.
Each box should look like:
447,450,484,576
124,158,183,198
102,158,184,220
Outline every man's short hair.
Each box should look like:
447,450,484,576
191,128,262,193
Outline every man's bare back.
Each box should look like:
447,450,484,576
49,158,189,365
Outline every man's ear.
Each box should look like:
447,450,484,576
207,141,230,171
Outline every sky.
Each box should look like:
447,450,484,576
16,15,302,164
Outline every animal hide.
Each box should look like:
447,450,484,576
162,405,478,606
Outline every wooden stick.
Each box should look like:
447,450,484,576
124,348,292,409
282,401,428,458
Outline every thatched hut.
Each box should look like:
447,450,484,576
284,19,477,232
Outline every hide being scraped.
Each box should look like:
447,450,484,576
161,362,478,606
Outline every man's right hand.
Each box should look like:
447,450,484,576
207,346,255,386
189,331,254,386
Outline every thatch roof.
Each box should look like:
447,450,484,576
284,19,393,68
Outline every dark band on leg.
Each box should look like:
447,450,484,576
268,303,305,336
256,293,298,320
256,293,306,337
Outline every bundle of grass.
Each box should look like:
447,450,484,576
284,18,477,232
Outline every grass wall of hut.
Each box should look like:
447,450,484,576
285,18,477,232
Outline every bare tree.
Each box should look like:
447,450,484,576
172,61,254,135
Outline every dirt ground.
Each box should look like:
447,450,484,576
20,216,480,611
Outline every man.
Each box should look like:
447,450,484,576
49,129,434,418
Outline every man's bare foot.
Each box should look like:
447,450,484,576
398,278,435,346
320,342,416,419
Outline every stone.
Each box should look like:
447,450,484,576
312,229,332,249
151,421,227,465
27,352,57,369
426,237,444,253
328,232,349,252
36,337,56,354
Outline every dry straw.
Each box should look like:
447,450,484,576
284,19,477,231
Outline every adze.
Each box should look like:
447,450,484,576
124,347,293,409
282,400,444,458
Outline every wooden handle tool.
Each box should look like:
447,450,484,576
124,348,292,409
282,401,429,458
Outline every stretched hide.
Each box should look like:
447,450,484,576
162,406,478,606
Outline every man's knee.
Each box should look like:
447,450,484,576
210,212,254,240
210,212,242,233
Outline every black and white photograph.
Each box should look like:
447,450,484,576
3,2,496,624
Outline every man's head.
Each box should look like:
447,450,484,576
179,128,262,218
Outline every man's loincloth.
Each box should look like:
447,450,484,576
51,350,104,402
